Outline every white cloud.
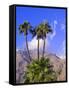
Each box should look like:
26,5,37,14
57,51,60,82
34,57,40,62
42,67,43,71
60,23,65,32
50,20,57,40
28,36,49,50
57,40,66,59
16,48,19,52
54,20,58,25
50,29,56,40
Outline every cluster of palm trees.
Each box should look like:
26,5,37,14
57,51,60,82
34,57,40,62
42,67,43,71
18,20,53,62
18,21,58,83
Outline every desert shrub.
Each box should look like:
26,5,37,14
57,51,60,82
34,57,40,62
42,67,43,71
24,58,57,83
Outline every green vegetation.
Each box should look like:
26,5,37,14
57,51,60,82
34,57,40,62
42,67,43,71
24,58,57,83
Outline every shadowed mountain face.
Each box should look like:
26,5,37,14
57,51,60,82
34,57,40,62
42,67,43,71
16,50,66,83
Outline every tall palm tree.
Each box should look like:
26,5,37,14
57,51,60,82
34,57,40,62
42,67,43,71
30,26,44,60
41,21,53,58
38,22,52,58
19,21,32,62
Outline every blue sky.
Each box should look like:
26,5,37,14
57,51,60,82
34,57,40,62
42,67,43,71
16,6,66,59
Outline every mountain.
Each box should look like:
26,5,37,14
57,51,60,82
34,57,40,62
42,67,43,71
16,50,66,83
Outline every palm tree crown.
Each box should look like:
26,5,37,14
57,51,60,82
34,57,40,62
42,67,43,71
19,21,32,35
38,21,53,38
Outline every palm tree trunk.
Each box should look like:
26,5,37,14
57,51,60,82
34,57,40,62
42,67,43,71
25,35,32,62
42,38,45,58
38,39,39,60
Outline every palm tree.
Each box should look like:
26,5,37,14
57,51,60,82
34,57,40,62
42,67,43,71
39,21,53,58
19,21,32,62
30,26,43,60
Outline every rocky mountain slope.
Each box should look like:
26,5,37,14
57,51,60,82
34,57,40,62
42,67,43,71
16,50,66,83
